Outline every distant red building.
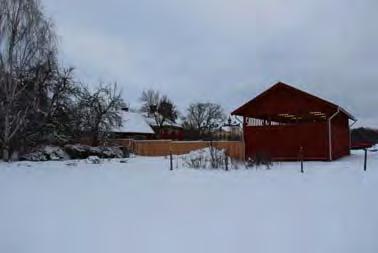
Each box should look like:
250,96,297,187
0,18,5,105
145,117,184,141
232,82,356,161
153,125,184,140
111,109,155,140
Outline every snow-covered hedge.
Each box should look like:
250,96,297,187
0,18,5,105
182,147,229,169
20,144,127,161
369,144,378,152
64,144,125,159
20,146,69,161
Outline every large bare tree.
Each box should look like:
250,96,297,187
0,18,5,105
0,0,56,160
139,89,160,114
139,89,178,130
185,102,226,134
76,82,123,146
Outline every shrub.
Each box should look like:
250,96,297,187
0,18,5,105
182,149,207,169
182,147,229,170
246,152,273,169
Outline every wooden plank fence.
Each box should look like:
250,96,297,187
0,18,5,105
112,139,245,160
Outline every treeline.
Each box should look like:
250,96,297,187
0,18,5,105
138,89,228,140
0,0,230,161
0,0,123,160
351,127,378,145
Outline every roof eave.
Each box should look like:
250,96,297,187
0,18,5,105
339,107,357,121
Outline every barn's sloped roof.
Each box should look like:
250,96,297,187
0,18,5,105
232,82,356,121
112,111,155,134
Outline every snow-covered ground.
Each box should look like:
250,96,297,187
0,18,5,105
0,151,377,253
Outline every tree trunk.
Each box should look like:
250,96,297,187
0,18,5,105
91,127,99,146
92,137,99,147
2,113,11,162
2,146,10,162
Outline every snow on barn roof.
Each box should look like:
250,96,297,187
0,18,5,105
112,111,155,134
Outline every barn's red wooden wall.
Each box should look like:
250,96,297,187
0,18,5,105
244,122,330,161
234,82,354,161
331,114,350,160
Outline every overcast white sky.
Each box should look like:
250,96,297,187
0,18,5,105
43,0,378,127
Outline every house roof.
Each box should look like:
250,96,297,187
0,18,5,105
219,126,241,132
145,116,183,129
112,111,155,134
231,82,356,121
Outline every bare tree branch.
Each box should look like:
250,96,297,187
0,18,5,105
185,102,226,135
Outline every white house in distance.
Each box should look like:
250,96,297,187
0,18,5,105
213,117,242,141
111,108,155,140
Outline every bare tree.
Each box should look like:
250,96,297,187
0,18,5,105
185,102,226,135
140,89,178,130
0,0,56,160
76,82,123,146
139,89,160,114
154,95,178,126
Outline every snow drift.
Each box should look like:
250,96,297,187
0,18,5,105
0,150,377,253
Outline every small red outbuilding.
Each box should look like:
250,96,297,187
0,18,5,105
232,82,356,161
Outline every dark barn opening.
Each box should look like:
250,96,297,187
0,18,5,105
232,82,356,161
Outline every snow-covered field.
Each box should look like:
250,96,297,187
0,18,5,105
0,151,377,253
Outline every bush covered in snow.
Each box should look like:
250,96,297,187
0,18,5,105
182,149,207,169
19,144,127,161
20,146,69,161
64,144,125,159
182,147,229,169
369,145,378,152
86,156,102,164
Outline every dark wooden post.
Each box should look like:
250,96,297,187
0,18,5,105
225,155,229,171
170,152,173,171
364,148,367,171
299,146,304,173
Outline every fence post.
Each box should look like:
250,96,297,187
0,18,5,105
225,155,229,171
364,148,367,171
299,146,304,173
170,152,173,171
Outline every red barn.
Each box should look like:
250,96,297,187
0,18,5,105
231,82,356,161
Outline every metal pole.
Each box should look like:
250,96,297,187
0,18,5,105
364,148,367,171
170,152,173,171
299,146,304,173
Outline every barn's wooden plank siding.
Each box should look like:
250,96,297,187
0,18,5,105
244,122,329,161
232,82,355,161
